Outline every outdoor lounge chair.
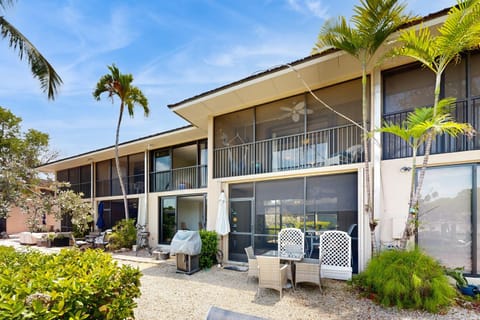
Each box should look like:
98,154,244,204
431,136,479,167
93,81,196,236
244,246,258,282
71,234,91,250
257,255,288,299
93,230,111,249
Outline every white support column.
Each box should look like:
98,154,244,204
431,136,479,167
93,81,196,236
90,160,95,226
357,167,369,272
372,66,383,251
144,148,149,223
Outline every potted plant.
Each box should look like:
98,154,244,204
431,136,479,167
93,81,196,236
445,267,479,297
52,233,70,247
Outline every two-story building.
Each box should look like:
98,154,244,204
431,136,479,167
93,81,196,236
38,6,480,276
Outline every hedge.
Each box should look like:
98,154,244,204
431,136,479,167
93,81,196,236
0,246,141,319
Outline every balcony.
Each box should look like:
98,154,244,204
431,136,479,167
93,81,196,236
96,174,145,197
383,98,480,160
150,165,208,192
214,123,364,178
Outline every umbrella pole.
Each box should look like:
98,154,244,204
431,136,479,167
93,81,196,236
219,235,223,267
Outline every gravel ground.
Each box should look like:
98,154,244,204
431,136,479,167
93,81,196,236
1,239,478,320
114,255,480,320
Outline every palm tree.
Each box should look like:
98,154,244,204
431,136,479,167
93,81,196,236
0,0,62,100
379,100,474,248
388,0,480,248
93,64,149,220
314,0,411,255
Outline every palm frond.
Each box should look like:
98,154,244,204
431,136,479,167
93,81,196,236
0,16,62,100
94,64,149,118
435,0,480,71
432,120,474,137
435,97,457,115
315,17,362,58
0,0,15,12
379,121,412,143
126,87,149,118
390,27,438,72
405,107,434,126
353,0,411,58
92,74,114,101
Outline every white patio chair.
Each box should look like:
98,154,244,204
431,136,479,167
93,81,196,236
244,246,258,282
256,255,288,299
278,228,304,259
319,230,352,280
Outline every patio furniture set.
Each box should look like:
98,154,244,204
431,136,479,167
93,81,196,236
245,228,352,298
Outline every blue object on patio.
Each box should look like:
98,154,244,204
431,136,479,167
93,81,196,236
458,284,480,297
96,201,105,230
205,306,266,320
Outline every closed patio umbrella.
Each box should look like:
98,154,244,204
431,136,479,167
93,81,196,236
215,191,230,236
96,201,105,230
215,191,230,266
137,196,147,226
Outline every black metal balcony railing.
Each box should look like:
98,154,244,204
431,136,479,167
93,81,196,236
96,174,145,197
150,165,207,192
383,98,480,160
214,123,364,178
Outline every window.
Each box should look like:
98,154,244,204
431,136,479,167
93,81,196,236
256,95,305,141
384,65,435,115
418,165,478,274
307,78,365,131
95,153,145,197
255,178,304,236
56,165,91,198
128,153,144,194
471,53,480,97
214,109,254,149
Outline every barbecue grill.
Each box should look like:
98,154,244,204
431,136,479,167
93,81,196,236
170,230,202,275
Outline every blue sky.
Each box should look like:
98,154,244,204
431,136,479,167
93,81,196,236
0,0,455,159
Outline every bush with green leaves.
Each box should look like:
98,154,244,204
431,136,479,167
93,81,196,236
352,248,456,313
0,246,141,319
199,230,218,269
108,219,137,250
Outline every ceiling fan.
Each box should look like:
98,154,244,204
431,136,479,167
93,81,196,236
279,101,313,122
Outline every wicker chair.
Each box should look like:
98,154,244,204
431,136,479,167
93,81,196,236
257,255,288,298
294,257,323,292
319,230,352,280
245,246,258,282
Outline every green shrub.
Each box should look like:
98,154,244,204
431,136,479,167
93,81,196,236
108,219,137,250
0,246,141,319
199,230,218,269
352,248,456,313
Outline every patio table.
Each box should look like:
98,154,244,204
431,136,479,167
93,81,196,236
261,250,303,289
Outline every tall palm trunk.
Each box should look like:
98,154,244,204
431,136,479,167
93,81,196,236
115,103,129,220
361,61,376,255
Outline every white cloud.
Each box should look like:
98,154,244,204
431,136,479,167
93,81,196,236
306,1,329,20
287,0,329,19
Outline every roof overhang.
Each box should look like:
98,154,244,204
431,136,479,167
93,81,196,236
38,126,207,173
